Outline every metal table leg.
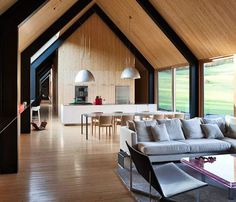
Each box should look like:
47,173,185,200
86,116,88,140
81,114,83,134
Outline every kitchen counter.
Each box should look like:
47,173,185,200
61,104,157,125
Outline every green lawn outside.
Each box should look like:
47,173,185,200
158,60,235,115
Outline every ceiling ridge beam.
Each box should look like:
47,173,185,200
136,0,199,117
136,0,198,64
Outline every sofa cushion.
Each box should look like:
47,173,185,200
181,118,204,139
203,117,226,134
137,141,190,155
178,139,231,153
157,119,185,140
151,124,170,141
134,120,157,142
201,124,224,139
221,137,236,152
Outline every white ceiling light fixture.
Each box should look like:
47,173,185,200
75,69,95,83
121,16,140,80
75,32,95,83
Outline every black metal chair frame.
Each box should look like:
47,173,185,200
126,141,207,202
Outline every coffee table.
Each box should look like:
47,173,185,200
181,154,236,201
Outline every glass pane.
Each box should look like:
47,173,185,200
158,70,172,110
204,57,235,116
176,66,189,113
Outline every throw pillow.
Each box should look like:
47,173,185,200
203,117,226,134
134,120,157,142
181,118,204,139
157,119,185,140
127,120,135,131
151,124,170,141
201,124,224,139
225,115,236,138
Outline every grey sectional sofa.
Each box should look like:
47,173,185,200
120,116,236,162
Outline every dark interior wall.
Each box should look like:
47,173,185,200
135,58,149,104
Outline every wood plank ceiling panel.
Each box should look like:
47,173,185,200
0,0,17,15
96,0,187,69
18,0,77,52
59,0,95,36
151,0,236,60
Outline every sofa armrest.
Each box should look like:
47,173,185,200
120,126,137,153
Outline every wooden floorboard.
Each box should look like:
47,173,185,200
0,104,135,202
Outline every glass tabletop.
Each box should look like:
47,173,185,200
181,154,236,188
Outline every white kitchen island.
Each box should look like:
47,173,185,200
61,104,157,125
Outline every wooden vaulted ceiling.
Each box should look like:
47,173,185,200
2,0,236,68
0,0,16,15
150,0,236,60
18,0,78,52
96,0,187,69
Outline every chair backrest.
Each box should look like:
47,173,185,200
126,142,164,197
99,116,113,125
153,114,164,120
164,113,175,119
174,113,185,119
121,115,134,126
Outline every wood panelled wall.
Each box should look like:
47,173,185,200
58,14,135,111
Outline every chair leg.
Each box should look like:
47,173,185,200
129,156,133,190
99,126,101,140
149,171,152,202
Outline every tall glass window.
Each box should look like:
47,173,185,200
176,66,189,113
158,70,172,110
204,57,235,116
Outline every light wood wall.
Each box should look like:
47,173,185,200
58,14,135,111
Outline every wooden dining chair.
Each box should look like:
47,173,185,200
153,114,164,120
98,115,113,140
114,115,134,134
91,112,103,135
113,111,123,133
140,111,153,120
164,113,175,119
174,113,185,119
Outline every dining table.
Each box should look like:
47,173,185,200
80,111,180,140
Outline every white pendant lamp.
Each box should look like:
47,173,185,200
121,67,140,79
121,16,140,80
75,69,95,83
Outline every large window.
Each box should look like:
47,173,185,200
176,67,189,113
204,57,235,116
158,70,172,111
158,66,189,113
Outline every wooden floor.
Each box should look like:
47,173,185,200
0,104,135,202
